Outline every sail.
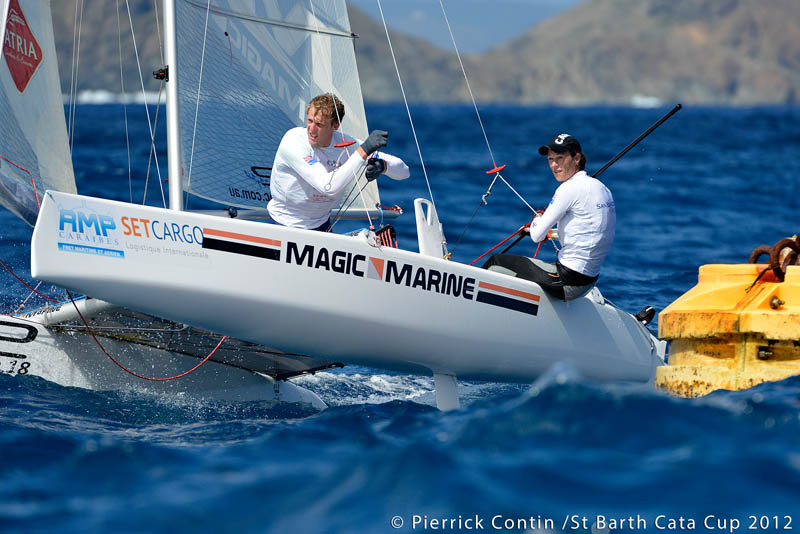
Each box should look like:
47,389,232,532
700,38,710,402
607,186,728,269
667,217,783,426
174,0,380,213
0,1,8,47
0,0,76,226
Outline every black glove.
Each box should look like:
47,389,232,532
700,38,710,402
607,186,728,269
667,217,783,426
365,158,387,182
360,130,388,155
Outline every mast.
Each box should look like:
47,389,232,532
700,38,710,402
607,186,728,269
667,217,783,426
163,0,183,211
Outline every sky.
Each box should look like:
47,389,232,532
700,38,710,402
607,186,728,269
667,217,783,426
347,0,585,54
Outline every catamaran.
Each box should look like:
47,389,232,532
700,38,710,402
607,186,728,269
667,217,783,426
2,0,665,411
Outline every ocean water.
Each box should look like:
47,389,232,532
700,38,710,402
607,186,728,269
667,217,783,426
1,104,799,533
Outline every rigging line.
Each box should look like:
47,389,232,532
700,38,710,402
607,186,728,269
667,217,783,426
56,324,188,334
450,171,536,256
153,0,164,64
494,173,535,212
67,0,77,142
327,134,374,229
308,0,374,229
117,0,133,204
67,0,77,146
375,0,440,218
68,0,85,151
124,0,167,209
438,0,497,168
142,83,164,205
65,289,227,382
437,1,540,255
329,166,371,231
186,0,213,192
0,258,58,304
451,173,500,253
13,281,46,315
330,172,366,228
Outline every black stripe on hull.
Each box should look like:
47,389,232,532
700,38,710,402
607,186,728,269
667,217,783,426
476,291,539,316
202,237,281,261
0,351,27,359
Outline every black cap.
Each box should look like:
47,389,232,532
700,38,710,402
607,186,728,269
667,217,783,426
538,133,582,156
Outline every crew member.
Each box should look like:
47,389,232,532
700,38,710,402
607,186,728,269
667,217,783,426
267,93,409,231
483,134,615,301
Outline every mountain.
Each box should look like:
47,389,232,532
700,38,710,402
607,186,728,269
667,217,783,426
48,0,800,105
474,0,800,105
51,0,163,97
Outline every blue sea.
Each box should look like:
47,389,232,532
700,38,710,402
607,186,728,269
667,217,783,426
1,104,799,533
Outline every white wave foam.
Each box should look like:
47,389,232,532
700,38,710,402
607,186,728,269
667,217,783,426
630,94,663,108
293,370,527,408
63,90,166,105
294,371,434,407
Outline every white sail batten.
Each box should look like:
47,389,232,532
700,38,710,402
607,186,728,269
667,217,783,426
174,0,379,213
0,0,76,226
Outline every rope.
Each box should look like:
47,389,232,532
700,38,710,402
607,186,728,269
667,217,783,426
67,0,85,151
375,0,439,221
329,165,371,232
438,0,497,169
434,0,537,257
533,239,544,259
142,83,164,205
308,0,374,230
0,155,41,210
116,0,133,203
186,0,213,194
123,0,167,209
153,0,165,64
13,281,48,315
65,289,226,381
469,225,527,266
0,259,58,304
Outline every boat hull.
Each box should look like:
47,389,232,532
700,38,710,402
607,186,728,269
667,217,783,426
0,314,327,408
32,191,664,385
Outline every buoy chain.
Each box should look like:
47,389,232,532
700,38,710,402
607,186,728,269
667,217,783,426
747,235,800,282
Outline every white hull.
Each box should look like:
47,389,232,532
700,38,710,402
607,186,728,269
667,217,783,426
0,313,327,409
32,191,665,392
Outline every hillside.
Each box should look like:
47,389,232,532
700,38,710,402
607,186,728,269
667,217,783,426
474,0,800,105
49,0,800,105
51,0,163,95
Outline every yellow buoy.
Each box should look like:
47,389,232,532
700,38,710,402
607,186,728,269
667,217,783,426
656,264,800,397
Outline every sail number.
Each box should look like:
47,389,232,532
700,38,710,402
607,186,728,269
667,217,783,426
0,321,36,376
228,187,270,203
0,359,31,375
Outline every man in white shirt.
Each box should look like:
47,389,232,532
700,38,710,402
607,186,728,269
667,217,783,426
267,93,409,231
483,134,615,301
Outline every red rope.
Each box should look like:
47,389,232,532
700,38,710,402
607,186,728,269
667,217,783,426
0,258,58,303
30,177,41,209
470,224,528,266
0,154,32,175
378,204,403,213
66,289,226,381
0,154,42,209
533,239,544,259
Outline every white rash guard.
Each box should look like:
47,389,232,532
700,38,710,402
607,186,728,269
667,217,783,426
267,127,409,229
529,170,616,277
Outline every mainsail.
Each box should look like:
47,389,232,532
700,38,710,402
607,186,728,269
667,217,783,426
174,0,379,214
0,0,76,226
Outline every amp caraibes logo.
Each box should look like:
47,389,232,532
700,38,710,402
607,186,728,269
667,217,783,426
57,201,125,259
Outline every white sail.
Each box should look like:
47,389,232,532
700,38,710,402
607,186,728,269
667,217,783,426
0,0,76,226
174,0,379,214
0,1,8,45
